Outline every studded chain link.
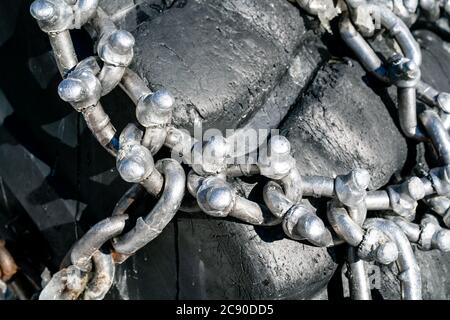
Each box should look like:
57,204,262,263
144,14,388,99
29,0,450,300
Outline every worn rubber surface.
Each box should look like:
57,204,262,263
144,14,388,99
124,0,305,133
281,61,408,189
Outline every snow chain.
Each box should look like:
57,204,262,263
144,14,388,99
29,0,450,300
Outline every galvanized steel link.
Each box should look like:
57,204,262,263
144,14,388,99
29,0,450,301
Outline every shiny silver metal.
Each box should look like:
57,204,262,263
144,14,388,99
420,110,450,164
339,14,390,83
379,6,422,66
387,177,426,220
357,227,399,265
365,190,391,210
165,127,196,164
30,0,450,301
58,58,118,155
116,124,164,196
47,31,78,76
189,173,281,226
418,214,450,251
195,176,235,217
389,216,422,242
429,165,450,197
137,90,175,128
346,246,371,300
398,87,427,140
94,7,135,95
264,181,332,245
227,164,260,177
192,135,230,176
387,54,425,141
346,1,422,64
283,203,333,247
30,0,99,75
112,159,186,259
343,1,425,141
424,195,450,227
117,124,155,183
327,202,365,247
421,177,435,196
232,196,281,226
416,81,450,113
335,169,369,208
70,215,128,272
258,136,302,202
58,58,102,111
138,88,175,155
335,169,370,229
120,68,152,104
141,94,174,154
98,27,134,69
365,218,422,300
121,70,174,155
263,181,295,218
301,175,335,198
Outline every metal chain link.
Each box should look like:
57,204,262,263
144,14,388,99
28,0,450,300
